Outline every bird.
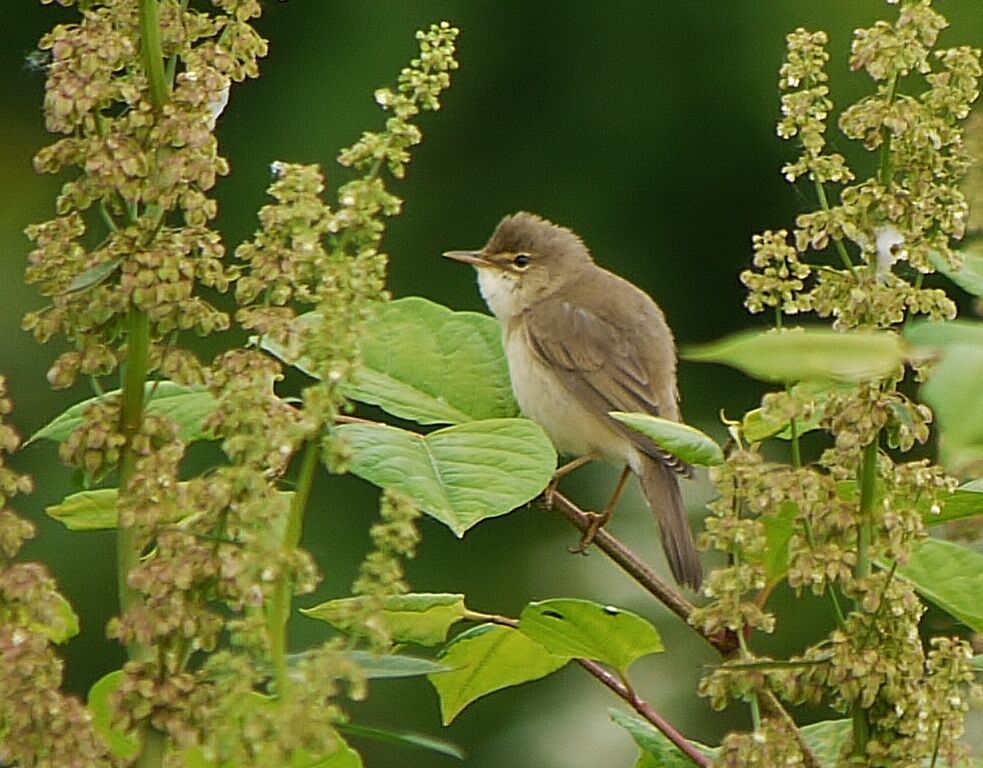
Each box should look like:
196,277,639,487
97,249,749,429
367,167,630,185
443,212,702,589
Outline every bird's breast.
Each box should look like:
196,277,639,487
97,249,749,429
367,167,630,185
504,327,632,463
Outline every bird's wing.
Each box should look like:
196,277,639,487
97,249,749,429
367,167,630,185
521,296,691,476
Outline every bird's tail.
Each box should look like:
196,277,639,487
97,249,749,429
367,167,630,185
638,456,702,590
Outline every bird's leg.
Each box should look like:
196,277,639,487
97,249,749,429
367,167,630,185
542,452,598,508
571,465,632,554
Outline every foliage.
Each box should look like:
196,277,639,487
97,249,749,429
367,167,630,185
2,1,983,767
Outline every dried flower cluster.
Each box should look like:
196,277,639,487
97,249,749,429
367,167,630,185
13,0,458,764
743,0,981,331
701,2,982,765
0,377,114,766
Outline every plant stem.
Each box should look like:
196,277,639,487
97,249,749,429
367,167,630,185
813,178,857,275
581,659,711,767
736,626,762,731
851,432,880,757
789,418,802,468
548,490,738,655
856,435,879,586
117,306,150,628
269,438,320,697
878,74,898,188
139,0,168,111
758,690,822,768
475,612,710,766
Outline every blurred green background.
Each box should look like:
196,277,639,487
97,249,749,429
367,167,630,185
3,3,982,766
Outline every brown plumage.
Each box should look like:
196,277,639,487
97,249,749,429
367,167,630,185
444,212,702,589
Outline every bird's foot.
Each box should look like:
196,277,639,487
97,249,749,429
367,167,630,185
568,510,612,555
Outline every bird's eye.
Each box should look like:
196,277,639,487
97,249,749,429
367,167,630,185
512,253,531,268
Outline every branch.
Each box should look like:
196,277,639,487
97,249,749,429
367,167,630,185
547,490,737,656
480,614,709,768
577,659,711,768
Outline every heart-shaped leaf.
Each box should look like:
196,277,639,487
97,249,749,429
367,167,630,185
336,419,555,536
263,297,518,425
519,599,663,674
28,381,216,446
428,623,568,724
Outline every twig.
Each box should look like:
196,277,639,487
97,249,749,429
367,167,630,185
577,658,711,768
547,491,821,765
547,490,737,655
759,689,822,768
476,614,709,767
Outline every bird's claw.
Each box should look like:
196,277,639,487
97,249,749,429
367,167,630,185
568,510,610,555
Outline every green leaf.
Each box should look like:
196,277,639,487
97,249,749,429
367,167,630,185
428,623,568,724
609,413,723,466
46,487,294,534
610,710,715,767
519,599,663,674
896,539,983,633
33,592,80,644
684,327,905,384
338,724,464,760
929,245,983,297
62,256,122,294
973,655,983,671
928,479,983,526
919,344,983,472
46,488,118,530
759,502,798,586
337,419,556,536
28,381,217,446
740,381,846,443
339,651,449,679
88,671,141,760
799,719,852,767
613,710,848,768
262,297,518,424
905,319,983,349
296,741,363,768
302,593,467,646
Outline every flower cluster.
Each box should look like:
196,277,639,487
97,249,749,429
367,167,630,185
743,0,979,330
0,377,112,766
25,0,267,389
705,3,981,764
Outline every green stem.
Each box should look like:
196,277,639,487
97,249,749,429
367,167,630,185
856,436,879,586
788,417,801,468
139,0,168,112
736,628,762,731
850,432,880,757
117,307,151,626
852,703,871,758
269,438,321,697
813,178,857,275
878,74,898,188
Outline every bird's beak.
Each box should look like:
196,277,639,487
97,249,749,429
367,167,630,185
442,250,492,268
